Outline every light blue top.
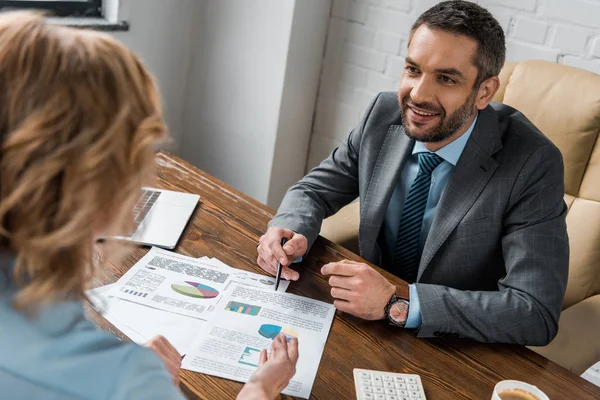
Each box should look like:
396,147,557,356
382,115,477,328
0,260,184,400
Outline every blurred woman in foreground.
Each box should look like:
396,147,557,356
0,11,297,400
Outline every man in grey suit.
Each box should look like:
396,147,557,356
257,1,568,345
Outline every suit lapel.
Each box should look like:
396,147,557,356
360,125,413,261
417,106,503,280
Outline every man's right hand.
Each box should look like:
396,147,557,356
257,227,307,281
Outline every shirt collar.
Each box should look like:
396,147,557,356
412,113,478,166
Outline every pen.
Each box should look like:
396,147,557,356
274,237,287,291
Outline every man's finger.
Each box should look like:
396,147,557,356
287,337,299,364
258,244,278,271
268,238,289,265
282,234,307,260
321,262,358,277
257,256,277,276
333,299,353,314
281,265,300,281
328,275,354,289
330,287,352,301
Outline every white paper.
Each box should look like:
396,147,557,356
89,284,205,355
181,282,335,399
205,257,290,292
109,247,234,319
582,362,600,388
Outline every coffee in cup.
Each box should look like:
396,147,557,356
491,380,549,400
497,388,540,400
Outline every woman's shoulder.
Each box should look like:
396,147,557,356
0,295,183,400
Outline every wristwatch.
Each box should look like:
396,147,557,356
384,285,410,328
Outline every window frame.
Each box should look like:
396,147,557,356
0,0,102,17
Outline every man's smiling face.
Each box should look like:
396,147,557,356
398,25,481,144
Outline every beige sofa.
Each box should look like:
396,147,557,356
319,60,600,375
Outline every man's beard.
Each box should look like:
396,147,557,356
401,90,477,143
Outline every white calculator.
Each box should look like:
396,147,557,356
353,368,427,400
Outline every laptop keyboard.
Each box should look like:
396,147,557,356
133,189,161,225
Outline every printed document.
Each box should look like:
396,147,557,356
88,284,205,355
109,247,288,319
181,282,335,399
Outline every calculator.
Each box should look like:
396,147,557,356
353,368,427,400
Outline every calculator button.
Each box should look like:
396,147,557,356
396,383,407,390
410,392,421,398
384,382,395,388
385,388,396,395
407,377,417,384
374,387,384,394
383,375,394,382
362,379,372,386
401,397,410,400
363,386,373,394
360,372,372,379
373,377,383,387
399,390,409,396
387,396,399,400
375,395,386,400
408,384,418,391
364,395,374,400
394,377,405,383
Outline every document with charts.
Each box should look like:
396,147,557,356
109,247,289,319
181,282,335,399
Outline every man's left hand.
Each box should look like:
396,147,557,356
321,260,396,320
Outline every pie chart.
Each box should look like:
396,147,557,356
258,324,299,342
171,281,219,299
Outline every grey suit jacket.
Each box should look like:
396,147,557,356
270,92,569,345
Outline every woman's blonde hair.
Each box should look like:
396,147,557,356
0,12,167,310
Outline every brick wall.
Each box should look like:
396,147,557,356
306,0,600,170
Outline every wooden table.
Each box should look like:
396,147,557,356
91,152,600,399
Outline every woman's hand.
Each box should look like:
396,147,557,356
237,334,299,399
145,336,181,386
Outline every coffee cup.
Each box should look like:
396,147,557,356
491,380,550,400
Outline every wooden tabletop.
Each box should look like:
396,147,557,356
90,152,600,400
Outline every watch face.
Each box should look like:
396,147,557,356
389,300,409,325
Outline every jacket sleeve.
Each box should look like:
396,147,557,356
414,144,569,346
268,93,382,251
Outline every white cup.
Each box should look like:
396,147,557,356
491,380,550,400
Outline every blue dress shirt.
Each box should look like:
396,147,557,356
382,115,478,328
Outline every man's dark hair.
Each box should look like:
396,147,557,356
410,1,506,87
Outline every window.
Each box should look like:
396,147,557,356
0,0,102,17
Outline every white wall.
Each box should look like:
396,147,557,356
110,0,199,152
179,0,330,207
306,0,600,171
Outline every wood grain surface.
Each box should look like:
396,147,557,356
88,152,600,400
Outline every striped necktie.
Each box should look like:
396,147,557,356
393,152,444,282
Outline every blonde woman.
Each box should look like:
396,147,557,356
0,12,298,400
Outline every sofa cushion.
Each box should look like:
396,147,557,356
501,60,600,197
320,201,360,255
529,294,600,375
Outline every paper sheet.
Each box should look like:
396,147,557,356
109,247,233,319
89,284,205,355
181,282,335,399
109,248,289,319
93,248,289,355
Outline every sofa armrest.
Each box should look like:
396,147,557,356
319,201,360,255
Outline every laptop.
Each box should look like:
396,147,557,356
112,187,200,249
